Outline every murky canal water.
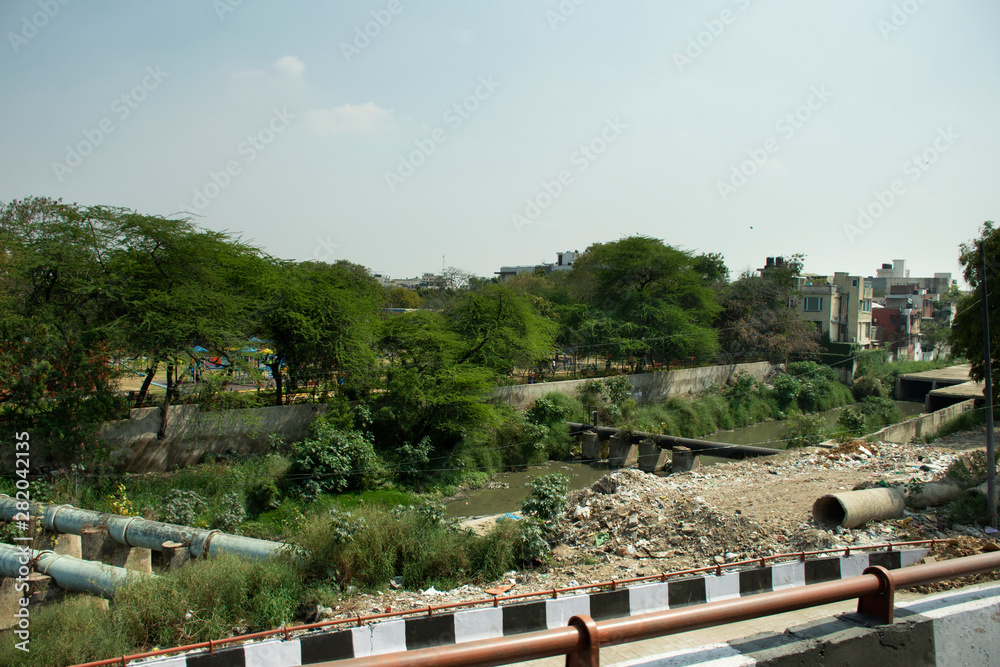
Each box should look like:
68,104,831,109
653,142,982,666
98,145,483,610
445,401,925,518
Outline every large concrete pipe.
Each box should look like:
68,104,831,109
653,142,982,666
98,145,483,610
812,488,905,529
566,423,778,459
0,543,149,598
0,496,287,562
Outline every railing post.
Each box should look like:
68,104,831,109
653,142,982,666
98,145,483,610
566,614,600,667
857,566,896,623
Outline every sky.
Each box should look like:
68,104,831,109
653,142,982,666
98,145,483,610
1,0,997,284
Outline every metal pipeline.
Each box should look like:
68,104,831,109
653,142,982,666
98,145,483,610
567,423,778,459
0,543,148,598
0,496,287,561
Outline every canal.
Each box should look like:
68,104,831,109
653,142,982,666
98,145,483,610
445,401,925,518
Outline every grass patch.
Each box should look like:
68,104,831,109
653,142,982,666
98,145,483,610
619,365,854,439
925,410,987,443
293,503,525,591
0,555,302,665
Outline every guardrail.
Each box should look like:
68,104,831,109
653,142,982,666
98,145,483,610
68,540,946,667
330,551,1000,667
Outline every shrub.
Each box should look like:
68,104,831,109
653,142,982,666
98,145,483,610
836,407,867,437
469,518,521,580
947,450,1000,489
521,473,569,522
213,492,248,531
526,396,570,425
945,493,991,526
859,396,901,431
852,373,886,400
580,376,635,423
783,413,828,448
163,490,207,526
285,422,386,499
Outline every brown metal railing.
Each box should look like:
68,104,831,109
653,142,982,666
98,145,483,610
69,539,945,667
328,551,1000,667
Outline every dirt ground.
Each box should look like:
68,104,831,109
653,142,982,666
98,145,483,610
324,430,1000,621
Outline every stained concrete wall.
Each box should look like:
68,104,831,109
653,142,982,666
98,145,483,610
869,398,976,444
101,404,327,472
492,361,777,409
7,403,327,473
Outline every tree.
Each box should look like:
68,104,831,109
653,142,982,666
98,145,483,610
256,260,383,404
717,268,821,362
445,283,557,374
951,222,1000,403
385,286,422,309
565,236,722,366
0,198,127,454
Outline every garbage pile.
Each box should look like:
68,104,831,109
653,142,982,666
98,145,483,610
558,468,777,568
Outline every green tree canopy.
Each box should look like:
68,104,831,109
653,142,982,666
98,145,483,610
256,260,383,403
563,236,722,365
951,221,1000,402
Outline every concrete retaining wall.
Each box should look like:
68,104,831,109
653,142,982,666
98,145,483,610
103,403,326,472
492,362,777,409
869,399,976,444
7,403,327,473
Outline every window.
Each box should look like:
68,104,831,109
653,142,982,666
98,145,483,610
787,298,796,308
803,297,823,312
861,299,871,312
852,279,859,287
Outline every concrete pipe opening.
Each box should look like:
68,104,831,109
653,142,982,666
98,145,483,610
812,487,904,529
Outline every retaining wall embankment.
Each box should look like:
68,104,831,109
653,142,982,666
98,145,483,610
492,361,777,409
868,398,976,444
5,403,326,473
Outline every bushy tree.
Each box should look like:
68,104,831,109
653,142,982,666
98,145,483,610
951,222,1000,404
563,236,722,366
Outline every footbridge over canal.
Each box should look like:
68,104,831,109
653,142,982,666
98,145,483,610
566,422,777,474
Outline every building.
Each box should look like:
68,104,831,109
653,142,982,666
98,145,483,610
872,303,923,361
373,272,446,289
496,250,579,281
868,259,953,297
790,273,875,346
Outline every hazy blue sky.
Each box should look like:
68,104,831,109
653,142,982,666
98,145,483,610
2,1,997,283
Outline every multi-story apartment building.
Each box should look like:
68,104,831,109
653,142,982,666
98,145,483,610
789,272,875,346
